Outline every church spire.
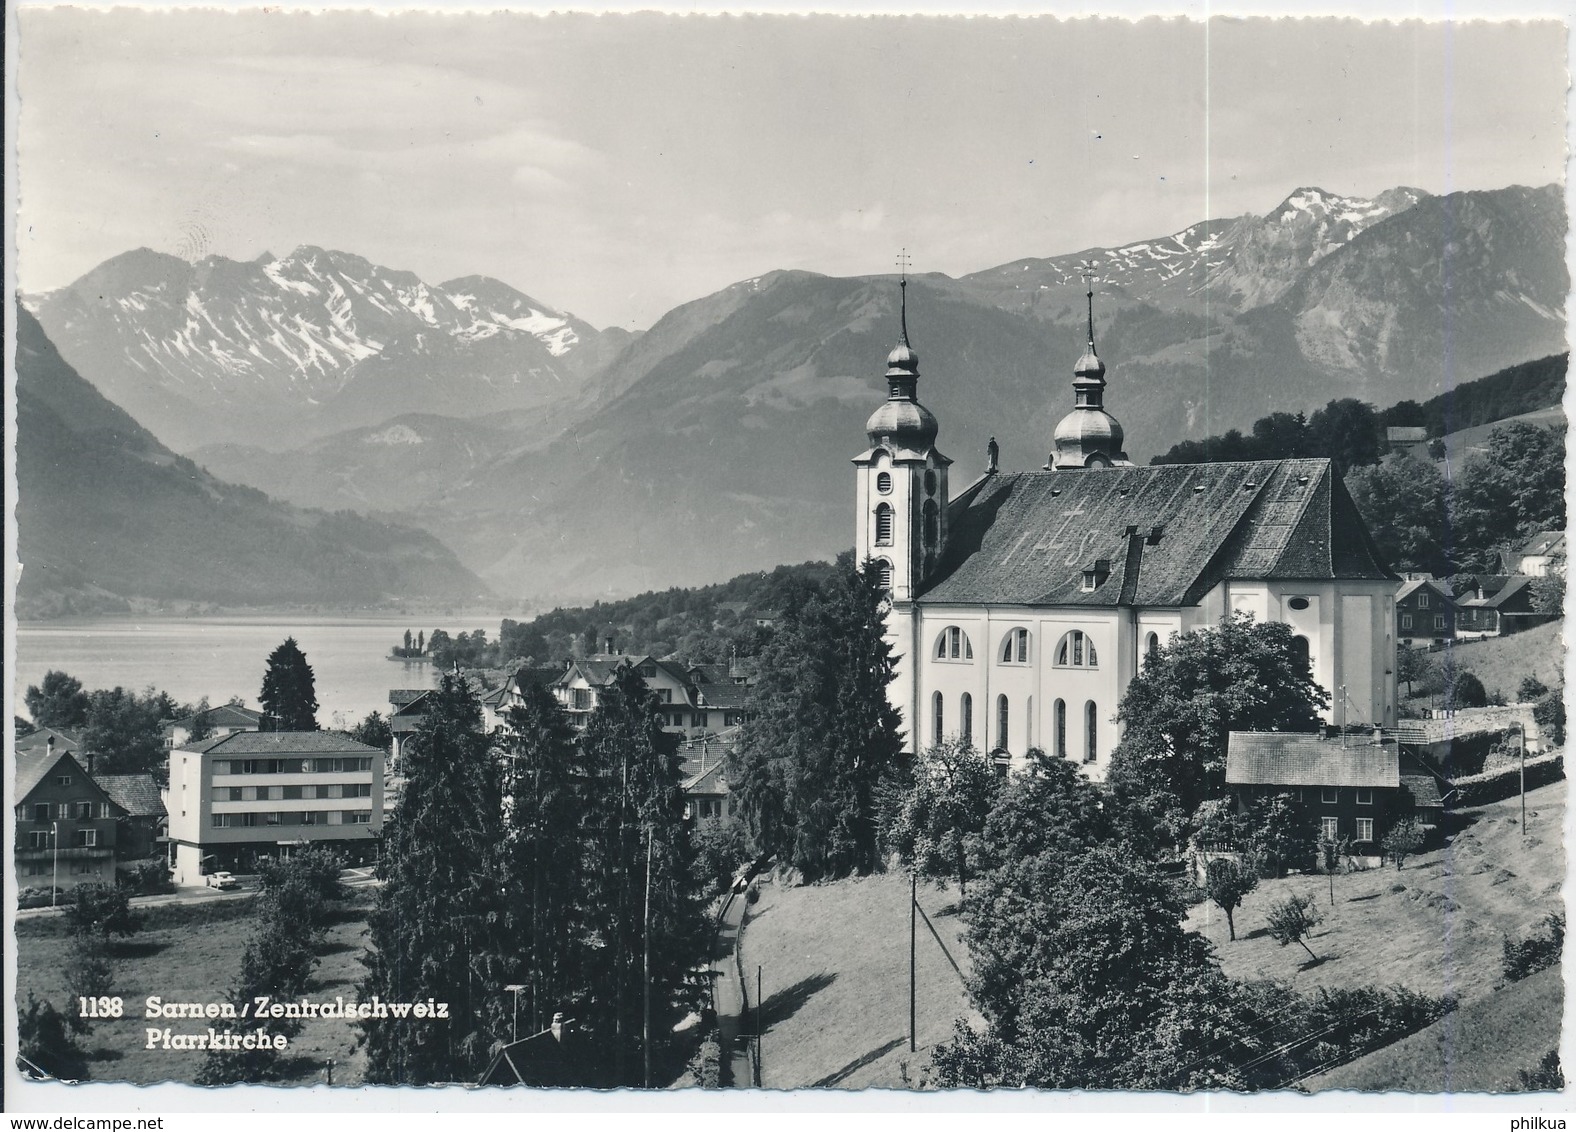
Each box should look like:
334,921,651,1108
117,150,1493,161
1049,265,1131,470
865,250,936,450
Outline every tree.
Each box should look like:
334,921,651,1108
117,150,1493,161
1450,423,1565,570
1529,560,1566,617
495,681,586,1043
729,555,905,880
975,747,1115,870
576,663,708,1084
1396,646,1433,699
62,937,114,1035
1318,833,1352,906
259,637,319,732
418,630,426,654
186,696,216,743
16,995,88,1081
1534,687,1566,746
65,882,143,944
25,670,89,730
1447,671,1488,710
1345,457,1452,574
1307,398,1382,474
1381,820,1425,871
404,629,414,652
1265,893,1322,961
350,711,393,753
361,675,507,1085
81,687,165,778
1106,613,1329,853
886,737,1002,893
1245,792,1315,877
1519,675,1550,703
1205,856,1258,941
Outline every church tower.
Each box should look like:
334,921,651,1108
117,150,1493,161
853,266,950,602
1049,269,1133,470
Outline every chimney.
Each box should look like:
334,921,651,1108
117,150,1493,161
86,750,95,776
46,736,55,759
551,1012,565,1042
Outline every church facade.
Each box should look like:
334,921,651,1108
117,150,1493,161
853,279,1399,779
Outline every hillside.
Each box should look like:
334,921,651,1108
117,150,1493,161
14,307,492,618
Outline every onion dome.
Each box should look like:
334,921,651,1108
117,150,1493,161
1049,272,1132,469
866,274,939,450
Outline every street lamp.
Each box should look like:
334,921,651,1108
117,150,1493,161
504,984,526,1044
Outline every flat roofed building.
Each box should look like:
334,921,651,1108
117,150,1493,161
167,731,385,884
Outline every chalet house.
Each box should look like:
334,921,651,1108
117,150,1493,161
1453,575,1555,639
1513,530,1566,578
163,703,263,750
482,666,566,730
680,733,738,828
1385,426,1430,459
94,774,168,863
14,742,122,889
552,653,755,736
1225,730,1441,864
1395,578,1456,648
387,689,432,766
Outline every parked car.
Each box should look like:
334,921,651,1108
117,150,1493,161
205,871,239,890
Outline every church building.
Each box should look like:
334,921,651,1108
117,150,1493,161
853,276,1399,779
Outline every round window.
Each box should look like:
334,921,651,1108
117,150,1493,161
1288,597,1311,611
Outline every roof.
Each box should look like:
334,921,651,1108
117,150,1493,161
1460,576,1536,609
15,747,90,801
1518,530,1567,558
476,1022,589,1088
179,731,384,756
388,689,432,708
1395,578,1453,604
1225,731,1401,789
1387,426,1429,443
512,666,564,690
688,663,730,685
684,760,729,796
94,774,166,818
920,459,1394,607
1401,773,1444,810
169,703,261,730
562,654,691,689
695,683,753,711
14,726,82,755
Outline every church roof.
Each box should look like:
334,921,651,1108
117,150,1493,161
1226,731,1400,788
922,458,1393,606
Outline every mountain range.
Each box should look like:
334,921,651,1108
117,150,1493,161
13,307,492,618
24,182,1567,605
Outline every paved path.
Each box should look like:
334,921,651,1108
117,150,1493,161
711,891,756,1087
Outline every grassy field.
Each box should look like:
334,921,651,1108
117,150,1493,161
16,895,373,1086
1442,406,1566,463
1307,965,1564,1093
736,871,980,1089
1411,622,1567,705
1185,781,1565,1004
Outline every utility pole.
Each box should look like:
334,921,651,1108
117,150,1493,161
1520,723,1527,831
505,984,525,1044
756,965,763,1086
643,827,652,1089
909,870,917,1053
325,1057,335,1087
52,821,59,907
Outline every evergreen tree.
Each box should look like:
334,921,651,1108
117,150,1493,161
494,682,585,1041
1451,423,1565,569
576,663,707,1085
259,637,319,732
16,995,89,1081
729,554,905,879
360,675,507,1085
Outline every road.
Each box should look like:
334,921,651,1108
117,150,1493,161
711,890,757,1087
16,866,379,920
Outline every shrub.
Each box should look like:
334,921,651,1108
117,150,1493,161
1449,753,1564,807
1519,675,1550,702
1447,671,1488,710
1534,689,1566,747
1381,820,1425,870
1265,893,1322,960
692,818,751,898
689,1037,722,1088
1519,1050,1565,1091
1503,912,1565,982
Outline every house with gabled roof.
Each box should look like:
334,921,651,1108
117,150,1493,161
1453,575,1555,639
854,275,1399,778
162,702,262,751
553,653,698,731
1514,530,1566,577
14,741,122,889
94,773,168,862
1395,577,1456,648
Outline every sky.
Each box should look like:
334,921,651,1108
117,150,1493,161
13,9,1569,329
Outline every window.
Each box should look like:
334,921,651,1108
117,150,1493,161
1084,701,1098,763
1288,596,1311,611
30,803,49,823
212,814,231,828
1401,614,1413,630
56,803,70,820
960,693,973,746
1000,628,1030,664
1355,818,1375,843
349,811,372,825
996,696,1010,752
1356,789,1374,805
933,692,944,746
875,503,894,546
55,775,72,787
264,812,282,826
655,689,673,703
1321,787,1338,804
211,788,230,802
1054,700,1067,759
73,829,97,848
1054,630,1098,668
922,500,938,547
877,560,893,591
99,802,112,818
1291,635,1310,671
1434,615,1445,630
282,785,303,800
924,470,937,495
29,831,49,849
1321,817,1340,841
1418,592,1430,609
876,471,892,495
1144,633,1160,664
934,626,973,661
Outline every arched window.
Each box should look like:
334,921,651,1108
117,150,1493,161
1291,634,1311,671
933,691,944,746
1144,632,1160,664
875,503,894,546
1084,701,1098,763
1054,630,1098,668
876,471,893,494
876,560,893,591
1054,699,1067,759
924,470,937,496
1000,627,1031,664
922,499,938,548
996,695,1010,752
934,626,973,661
960,693,973,746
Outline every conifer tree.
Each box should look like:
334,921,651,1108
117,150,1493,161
258,637,319,732
360,675,507,1085
576,663,706,1085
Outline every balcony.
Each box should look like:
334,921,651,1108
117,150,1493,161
15,845,115,861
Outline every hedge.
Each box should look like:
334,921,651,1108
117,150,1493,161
1448,753,1564,807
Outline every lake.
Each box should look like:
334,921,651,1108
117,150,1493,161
14,615,496,728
